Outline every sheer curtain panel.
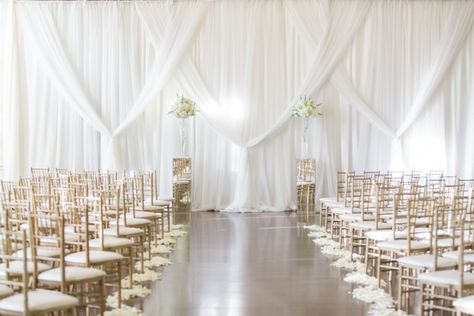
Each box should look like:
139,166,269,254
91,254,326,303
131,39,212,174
2,0,474,212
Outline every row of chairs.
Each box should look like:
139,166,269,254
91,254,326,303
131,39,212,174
319,170,474,315
0,168,174,315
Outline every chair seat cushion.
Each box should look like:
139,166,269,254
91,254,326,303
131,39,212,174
398,254,457,269
144,199,171,207
331,207,352,215
14,247,65,259
454,295,474,314
65,250,123,264
142,205,165,211
434,236,474,248
442,250,474,264
339,213,375,222
0,289,78,313
132,211,161,219
365,230,406,241
38,267,105,283
111,217,151,226
418,270,474,287
319,197,337,204
103,227,143,237
0,285,13,299
0,261,51,278
89,237,134,249
350,221,392,231
387,217,430,226
376,240,430,251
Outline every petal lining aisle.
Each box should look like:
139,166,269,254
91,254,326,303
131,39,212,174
303,225,410,316
105,225,187,316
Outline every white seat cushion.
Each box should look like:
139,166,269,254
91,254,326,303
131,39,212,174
325,201,345,208
319,197,337,204
103,226,143,237
145,200,171,207
38,267,105,283
418,270,474,287
0,285,13,299
14,247,64,259
142,205,165,211
111,217,151,226
454,295,474,314
330,207,351,215
89,237,134,249
377,240,430,251
387,217,430,226
65,250,123,264
350,221,392,231
132,211,161,219
339,213,375,222
434,236,474,248
365,230,407,241
442,250,474,264
0,289,78,313
0,261,51,278
398,254,457,269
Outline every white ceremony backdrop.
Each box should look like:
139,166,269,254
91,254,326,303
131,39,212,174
1,0,474,212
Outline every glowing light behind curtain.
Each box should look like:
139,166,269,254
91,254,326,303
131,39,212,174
2,1,474,211
168,0,372,210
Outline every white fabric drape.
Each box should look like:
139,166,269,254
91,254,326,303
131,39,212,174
16,1,207,171
2,0,474,211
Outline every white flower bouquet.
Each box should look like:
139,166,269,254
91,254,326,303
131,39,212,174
291,95,322,118
168,94,197,119
292,96,322,157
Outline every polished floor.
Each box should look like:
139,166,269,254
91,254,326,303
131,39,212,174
144,212,368,316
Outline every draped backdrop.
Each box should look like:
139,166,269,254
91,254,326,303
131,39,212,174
1,0,474,211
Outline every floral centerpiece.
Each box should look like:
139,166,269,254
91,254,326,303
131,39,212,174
169,94,197,156
168,94,198,119
291,96,322,157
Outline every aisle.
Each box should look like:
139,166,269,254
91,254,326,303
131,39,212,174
144,212,368,316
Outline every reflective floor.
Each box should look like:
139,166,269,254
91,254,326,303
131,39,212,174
144,211,368,316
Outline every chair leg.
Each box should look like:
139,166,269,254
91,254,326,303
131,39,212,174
377,248,382,288
167,205,171,232
420,282,425,316
117,261,122,308
99,278,105,316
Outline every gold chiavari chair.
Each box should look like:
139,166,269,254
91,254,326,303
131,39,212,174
142,171,172,231
100,187,147,274
132,174,166,239
63,197,125,308
348,181,394,262
30,213,106,315
111,179,153,259
329,174,364,242
78,194,136,288
30,167,51,178
418,191,474,314
0,229,79,315
319,171,349,228
375,197,433,287
397,194,459,312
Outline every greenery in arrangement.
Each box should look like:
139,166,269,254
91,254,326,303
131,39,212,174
291,95,322,118
168,94,198,119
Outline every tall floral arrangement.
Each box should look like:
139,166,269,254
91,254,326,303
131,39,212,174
291,96,322,118
291,96,322,157
169,94,197,156
168,94,197,119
